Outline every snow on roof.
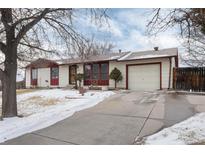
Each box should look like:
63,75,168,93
118,48,178,61
126,54,170,60
118,52,132,60
109,55,122,60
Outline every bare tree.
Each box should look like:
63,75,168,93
181,36,205,66
147,8,205,66
0,8,109,118
92,41,115,55
70,36,115,59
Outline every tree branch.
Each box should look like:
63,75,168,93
0,42,6,54
12,10,43,27
0,9,12,30
14,8,73,45
15,8,50,44
19,42,55,53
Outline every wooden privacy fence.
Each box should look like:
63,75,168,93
173,67,205,92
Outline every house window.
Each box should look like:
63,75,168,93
92,64,99,80
31,68,38,86
101,63,108,80
51,67,59,85
84,64,91,80
84,62,109,86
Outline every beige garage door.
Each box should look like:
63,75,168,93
128,64,160,91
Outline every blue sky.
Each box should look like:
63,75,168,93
73,8,182,52
17,8,183,81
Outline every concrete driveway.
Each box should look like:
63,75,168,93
2,90,197,145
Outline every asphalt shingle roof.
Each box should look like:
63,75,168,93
26,48,178,67
56,52,129,65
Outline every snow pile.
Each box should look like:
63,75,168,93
143,113,205,145
0,89,114,143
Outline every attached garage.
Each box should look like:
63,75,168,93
126,63,161,91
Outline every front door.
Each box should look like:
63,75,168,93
69,65,77,85
31,68,38,86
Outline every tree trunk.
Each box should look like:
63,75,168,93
2,58,18,117
114,80,117,89
1,44,18,117
1,9,18,118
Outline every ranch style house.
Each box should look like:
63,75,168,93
25,47,178,91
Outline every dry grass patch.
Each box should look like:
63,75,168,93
23,96,61,106
42,98,61,106
191,141,205,145
16,89,37,95
1,95,62,117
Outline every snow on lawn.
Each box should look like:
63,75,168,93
143,113,205,145
0,89,114,143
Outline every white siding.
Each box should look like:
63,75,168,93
77,64,84,74
109,58,173,89
37,68,50,87
170,57,176,88
25,68,31,88
161,59,170,89
59,65,69,87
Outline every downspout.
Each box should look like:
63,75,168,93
30,67,32,88
173,50,179,90
168,57,172,89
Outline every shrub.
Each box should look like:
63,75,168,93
109,67,122,89
75,73,84,88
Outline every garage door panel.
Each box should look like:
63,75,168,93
128,64,160,91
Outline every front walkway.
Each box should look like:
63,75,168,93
2,90,197,145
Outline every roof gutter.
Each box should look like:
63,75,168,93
117,55,177,62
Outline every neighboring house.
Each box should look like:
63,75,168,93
25,47,178,91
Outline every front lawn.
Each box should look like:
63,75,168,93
0,89,114,143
